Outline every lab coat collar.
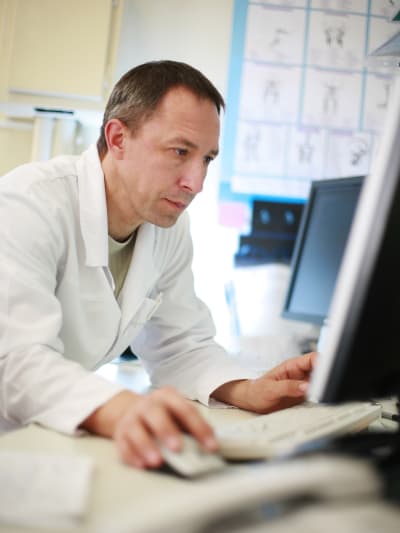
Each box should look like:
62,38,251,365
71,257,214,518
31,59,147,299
76,145,160,330
76,144,109,267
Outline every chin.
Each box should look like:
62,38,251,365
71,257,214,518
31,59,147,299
151,215,180,228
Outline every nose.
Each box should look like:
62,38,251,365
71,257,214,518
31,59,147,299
179,161,206,194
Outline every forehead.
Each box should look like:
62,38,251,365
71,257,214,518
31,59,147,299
158,85,219,110
148,86,220,132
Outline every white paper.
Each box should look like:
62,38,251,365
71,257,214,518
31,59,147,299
223,1,396,205
245,4,307,64
0,451,94,529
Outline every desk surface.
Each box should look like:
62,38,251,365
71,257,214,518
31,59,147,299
1,401,400,533
1,357,399,533
0,404,259,533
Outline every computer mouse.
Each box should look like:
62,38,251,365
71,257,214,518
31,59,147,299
159,434,227,478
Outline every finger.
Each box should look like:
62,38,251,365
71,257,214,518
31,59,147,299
115,430,148,469
302,351,318,369
115,416,165,469
285,352,316,375
269,352,317,380
135,397,185,451
152,388,218,451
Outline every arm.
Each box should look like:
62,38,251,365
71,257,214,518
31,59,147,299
212,352,317,413
0,181,123,433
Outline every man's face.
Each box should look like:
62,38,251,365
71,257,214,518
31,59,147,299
111,86,220,230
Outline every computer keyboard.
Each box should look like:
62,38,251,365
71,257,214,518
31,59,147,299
215,402,381,460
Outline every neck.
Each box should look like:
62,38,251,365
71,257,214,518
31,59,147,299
101,152,142,241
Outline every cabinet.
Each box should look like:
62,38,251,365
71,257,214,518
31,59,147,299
0,0,124,172
0,0,16,102
0,0,124,110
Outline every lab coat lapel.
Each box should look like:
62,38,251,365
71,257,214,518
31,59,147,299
76,145,109,267
118,223,159,332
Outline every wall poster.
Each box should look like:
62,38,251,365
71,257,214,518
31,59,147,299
220,0,397,230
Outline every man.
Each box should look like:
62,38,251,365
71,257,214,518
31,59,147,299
0,61,316,469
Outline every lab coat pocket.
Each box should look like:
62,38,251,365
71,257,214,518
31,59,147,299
132,293,163,326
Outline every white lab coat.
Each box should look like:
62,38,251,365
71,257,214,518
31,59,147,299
0,145,257,434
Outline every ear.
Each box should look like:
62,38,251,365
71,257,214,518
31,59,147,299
104,119,129,160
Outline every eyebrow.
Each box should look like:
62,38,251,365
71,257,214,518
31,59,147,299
170,137,219,157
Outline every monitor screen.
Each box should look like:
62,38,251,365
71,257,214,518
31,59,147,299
282,176,364,325
309,75,400,404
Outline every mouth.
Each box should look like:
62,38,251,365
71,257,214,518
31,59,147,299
163,198,189,210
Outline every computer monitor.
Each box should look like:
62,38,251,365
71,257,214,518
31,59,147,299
234,200,303,266
282,176,364,325
309,75,400,405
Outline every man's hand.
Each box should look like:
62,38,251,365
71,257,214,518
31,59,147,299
212,352,317,414
81,387,218,469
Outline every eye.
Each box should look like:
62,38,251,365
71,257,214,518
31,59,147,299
204,155,214,165
175,148,188,157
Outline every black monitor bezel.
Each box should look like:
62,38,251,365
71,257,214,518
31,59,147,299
282,175,364,325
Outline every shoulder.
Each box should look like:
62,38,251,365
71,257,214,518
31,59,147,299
0,154,80,197
0,155,81,253
0,155,81,218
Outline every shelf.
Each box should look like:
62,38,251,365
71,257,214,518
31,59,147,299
0,102,102,127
